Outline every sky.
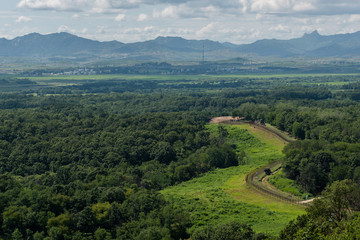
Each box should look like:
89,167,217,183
1,0,360,44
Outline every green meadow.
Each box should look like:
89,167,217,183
268,169,311,199
161,123,305,236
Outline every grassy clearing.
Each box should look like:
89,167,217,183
162,124,305,236
268,169,312,199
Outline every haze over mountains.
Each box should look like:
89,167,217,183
1,30,360,61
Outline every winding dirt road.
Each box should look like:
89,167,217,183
212,116,313,205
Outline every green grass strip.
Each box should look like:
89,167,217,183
162,123,305,236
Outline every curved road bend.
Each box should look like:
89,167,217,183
211,117,312,205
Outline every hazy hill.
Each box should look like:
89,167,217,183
236,30,360,57
0,32,124,58
1,30,360,60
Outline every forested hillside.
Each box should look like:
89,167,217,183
0,95,241,239
1,73,360,239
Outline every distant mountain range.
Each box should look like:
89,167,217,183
1,30,360,61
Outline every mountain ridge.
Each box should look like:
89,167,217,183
1,31,360,60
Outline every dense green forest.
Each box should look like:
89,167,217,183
1,72,360,239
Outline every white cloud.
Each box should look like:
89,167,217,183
15,16,32,23
16,0,189,12
248,0,313,14
201,5,217,13
144,26,154,32
293,2,315,12
236,0,360,16
197,22,217,37
17,0,79,11
153,6,178,18
122,26,156,36
250,0,282,12
9,0,360,44
97,25,107,34
349,14,360,23
17,0,125,12
153,4,222,19
254,13,263,20
301,25,316,33
57,25,76,34
137,13,148,22
114,14,126,22
269,24,291,33
14,0,360,17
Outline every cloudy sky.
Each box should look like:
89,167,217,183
1,0,360,43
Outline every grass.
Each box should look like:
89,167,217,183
162,123,305,236
268,169,312,199
264,123,296,143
